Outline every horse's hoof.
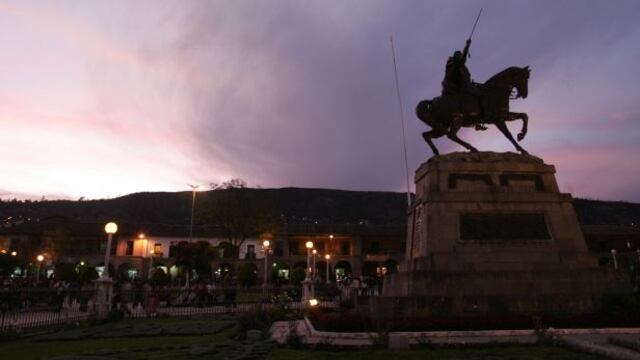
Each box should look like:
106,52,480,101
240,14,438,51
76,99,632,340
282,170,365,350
520,149,529,155
469,148,479,153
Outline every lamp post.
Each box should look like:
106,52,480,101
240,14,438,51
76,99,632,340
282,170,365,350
188,184,199,243
262,240,270,300
325,254,331,283
312,249,317,280
36,254,44,284
103,222,118,279
303,241,314,302
611,249,618,270
305,241,314,279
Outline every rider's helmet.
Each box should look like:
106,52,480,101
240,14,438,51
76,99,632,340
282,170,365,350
453,51,462,61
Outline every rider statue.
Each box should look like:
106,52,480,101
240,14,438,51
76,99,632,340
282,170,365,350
441,38,487,130
442,39,472,97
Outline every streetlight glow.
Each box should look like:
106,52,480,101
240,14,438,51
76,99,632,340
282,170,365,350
312,249,317,255
37,254,44,262
138,233,145,239
309,298,319,307
104,222,118,234
305,241,314,249
325,254,331,260
263,240,270,248
11,251,17,256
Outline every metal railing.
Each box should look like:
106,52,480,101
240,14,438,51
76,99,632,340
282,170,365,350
0,284,340,332
0,288,97,332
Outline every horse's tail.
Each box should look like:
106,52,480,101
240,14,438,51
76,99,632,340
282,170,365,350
416,99,434,126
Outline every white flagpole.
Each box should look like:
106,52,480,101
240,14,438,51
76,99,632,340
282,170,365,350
390,36,411,209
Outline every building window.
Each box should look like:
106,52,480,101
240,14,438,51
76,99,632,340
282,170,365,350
153,243,162,256
246,244,256,259
125,241,134,256
340,241,350,255
289,241,299,256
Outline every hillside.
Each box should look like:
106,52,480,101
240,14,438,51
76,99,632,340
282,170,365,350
0,188,638,229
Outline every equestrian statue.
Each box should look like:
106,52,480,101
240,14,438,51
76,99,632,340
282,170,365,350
417,10,531,155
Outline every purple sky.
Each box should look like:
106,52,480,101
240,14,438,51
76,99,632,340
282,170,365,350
1,1,639,201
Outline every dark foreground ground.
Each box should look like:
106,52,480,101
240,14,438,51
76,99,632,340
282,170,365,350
0,317,598,360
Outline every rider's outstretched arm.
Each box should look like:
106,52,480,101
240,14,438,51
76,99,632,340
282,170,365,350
461,39,471,64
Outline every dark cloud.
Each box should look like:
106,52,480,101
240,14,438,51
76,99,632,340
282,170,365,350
168,1,640,199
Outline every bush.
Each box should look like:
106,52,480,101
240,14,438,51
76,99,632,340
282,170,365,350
290,268,306,286
151,268,170,286
237,263,257,287
54,262,77,282
234,308,287,339
78,266,98,284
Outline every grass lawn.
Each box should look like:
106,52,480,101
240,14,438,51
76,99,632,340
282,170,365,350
3,334,228,360
0,318,235,360
0,317,599,360
268,347,599,360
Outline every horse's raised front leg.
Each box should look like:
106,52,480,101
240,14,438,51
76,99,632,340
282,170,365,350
507,112,528,141
495,120,528,154
422,130,445,156
447,121,478,153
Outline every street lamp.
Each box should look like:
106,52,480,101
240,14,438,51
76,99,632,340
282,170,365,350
312,249,317,280
188,184,200,243
103,222,118,279
324,254,331,283
140,233,153,279
305,241,314,278
262,240,270,300
611,249,618,270
36,254,44,284
11,251,17,256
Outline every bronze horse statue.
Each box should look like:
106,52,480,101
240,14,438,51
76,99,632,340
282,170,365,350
417,66,531,155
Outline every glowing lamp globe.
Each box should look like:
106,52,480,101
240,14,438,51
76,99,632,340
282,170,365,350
37,255,44,262
263,240,270,248
305,241,314,249
104,222,118,234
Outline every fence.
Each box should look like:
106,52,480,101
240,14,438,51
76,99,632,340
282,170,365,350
0,284,341,333
0,288,96,332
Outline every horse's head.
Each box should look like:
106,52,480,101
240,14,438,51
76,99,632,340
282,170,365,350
485,66,531,100
513,66,530,99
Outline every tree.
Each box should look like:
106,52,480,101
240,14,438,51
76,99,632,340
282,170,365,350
151,268,170,286
237,262,257,287
171,241,216,280
78,265,98,284
0,253,19,276
54,262,77,282
201,179,278,253
290,268,306,286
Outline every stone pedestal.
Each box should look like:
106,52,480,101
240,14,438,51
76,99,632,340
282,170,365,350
302,278,313,303
383,152,612,315
94,277,113,319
